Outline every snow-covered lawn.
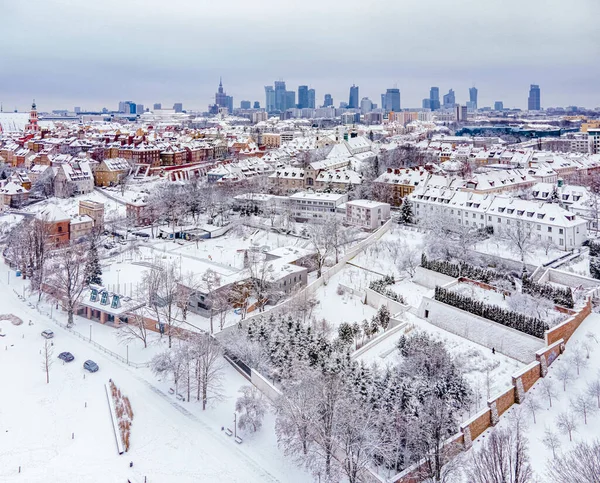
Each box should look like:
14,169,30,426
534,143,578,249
356,313,524,412
474,238,564,266
0,263,309,483
562,253,591,277
22,190,126,221
470,312,600,478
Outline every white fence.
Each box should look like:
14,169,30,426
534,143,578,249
105,382,125,455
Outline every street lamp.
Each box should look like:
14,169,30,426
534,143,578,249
89,323,92,342
116,269,121,293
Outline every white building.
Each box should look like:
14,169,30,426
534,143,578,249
410,187,587,250
589,129,600,154
288,191,348,221
345,200,390,230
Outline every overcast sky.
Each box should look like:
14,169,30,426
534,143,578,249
1,0,598,112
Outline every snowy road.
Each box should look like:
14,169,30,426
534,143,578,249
0,273,284,483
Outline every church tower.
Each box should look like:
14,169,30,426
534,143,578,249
26,100,40,132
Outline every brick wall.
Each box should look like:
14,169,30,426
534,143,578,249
458,277,510,296
513,361,542,393
490,387,515,418
546,298,591,345
536,339,564,376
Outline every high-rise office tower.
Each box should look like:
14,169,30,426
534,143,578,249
285,91,296,111
253,101,260,109
443,89,455,108
153,103,162,110
173,103,183,113
494,101,504,111
265,86,275,112
429,87,440,110
136,104,144,114
528,84,541,111
348,85,359,109
323,94,333,107
240,100,251,109
384,88,401,112
297,85,309,109
274,81,287,111
469,87,478,110
360,97,373,114
422,98,431,109
308,89,315,109
118,101,136,114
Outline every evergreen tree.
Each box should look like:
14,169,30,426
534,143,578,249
377,305,391,331
399,198,414,225
338,322,354,346
84,243,102,286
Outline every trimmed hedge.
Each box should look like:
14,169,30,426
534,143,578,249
434,286,549,339
421,254,497,284
522,275,574,309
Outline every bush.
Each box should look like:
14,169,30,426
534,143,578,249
369,276,405,304
421,254,498,284
522,275,574,309
434,286,549,339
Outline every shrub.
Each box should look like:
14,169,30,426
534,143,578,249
369,276,405,304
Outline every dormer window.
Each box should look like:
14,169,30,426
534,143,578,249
100,291,109,305
498,207,505,213
527,212,534,217
90,289,98,302
537,213,545,219
517,210,524,215
111,295,120,309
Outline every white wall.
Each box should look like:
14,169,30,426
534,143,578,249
413,266,457,289
417,297,544,363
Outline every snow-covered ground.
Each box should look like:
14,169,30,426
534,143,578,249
474,238,564,266
562,252,591,277
0,262,310,483
469,311,600,478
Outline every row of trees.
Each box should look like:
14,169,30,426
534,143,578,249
421,253,501,285
434,286,549,338
234,315,471,482
522,274,574,308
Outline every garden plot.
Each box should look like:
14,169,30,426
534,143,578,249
474,237,564,266
356,313,524,414
449,282,568,328
562,252,591,277
311,269,379,332
469,312,600,479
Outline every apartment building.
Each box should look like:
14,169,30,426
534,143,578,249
345,200,391,230
288,192,348,221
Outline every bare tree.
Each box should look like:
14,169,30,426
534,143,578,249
570,345,589,375
556,411,578,441
547,439,600,483
190,333,224,410
465,423,533,483
539,377,558,408
587,377,600,408
306,221,333,278
117,312,150,349
247,250,281,312
151,347,185,396
556,365,574,391
571,393,597,425
47,244,87,327
542,427,561,460
201,268,221,333
502,221,534,274
524,393,542,424
236,385,267,433
142,260,184,348
42,339,54,384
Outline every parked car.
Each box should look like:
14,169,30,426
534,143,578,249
83,360,99,373
41,329,54,339
58,352,74,362
132,232,150,238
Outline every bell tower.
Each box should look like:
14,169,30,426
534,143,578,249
26,99,40,132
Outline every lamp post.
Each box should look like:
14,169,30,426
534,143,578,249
89,323,92,342
126,345,129,365
116,269,121,293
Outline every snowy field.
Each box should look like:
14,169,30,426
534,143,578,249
356,313,524,413
0,262,310,483
562,252,591,277
469,312,600,479
474,238,564,266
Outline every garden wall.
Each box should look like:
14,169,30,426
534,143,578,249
535,339,564,376
413,266,456,289
417,297,543,363
540,268,600,290
250,369,282,401
351,322,408,360
512,361,542,402
488,386,515,422
365,287,410,315
545,298,591,345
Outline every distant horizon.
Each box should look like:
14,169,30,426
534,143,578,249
1,79,598,114
1,0,598,112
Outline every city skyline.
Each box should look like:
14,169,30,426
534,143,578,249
1,0,598,111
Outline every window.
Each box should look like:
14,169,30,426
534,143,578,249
111,295,120,309
548,227,552,233
90,289,98,302
58,226,63,233
537,225,541,231
100,291,108,305
497,217,501,223
559,238,564,246
559,228,564,235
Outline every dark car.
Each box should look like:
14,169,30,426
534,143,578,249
83,360,99,373
58,352,74,362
